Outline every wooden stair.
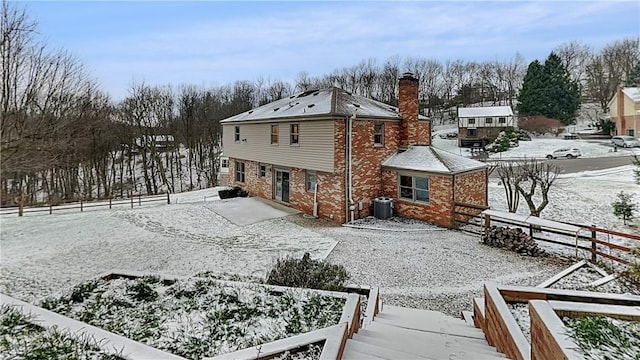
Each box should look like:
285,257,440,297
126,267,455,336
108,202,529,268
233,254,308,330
341,304,509,359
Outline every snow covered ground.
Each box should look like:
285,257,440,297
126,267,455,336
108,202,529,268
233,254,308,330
432,131,640,160
0,193,336,303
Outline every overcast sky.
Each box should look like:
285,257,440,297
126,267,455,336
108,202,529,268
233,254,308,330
24,1,640,100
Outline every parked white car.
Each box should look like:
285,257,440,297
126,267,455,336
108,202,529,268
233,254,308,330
546,148,582,159
611,135,640,148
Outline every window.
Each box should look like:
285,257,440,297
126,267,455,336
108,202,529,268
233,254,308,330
629,129,635,137
373,122,384,145
235,161,245,182
498,117,506,124
306,171,317,192
290,123,299,145
270,124,279,144
468,118,475,125
399,175,429,202
485,117,493,124
258,163,266,177
221,159,229,168
234,126,240,142
467,128,477,137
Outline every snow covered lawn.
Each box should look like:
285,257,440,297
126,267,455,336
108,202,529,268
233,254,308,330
39,275,344,359
0,194,337,303
0,304,125,359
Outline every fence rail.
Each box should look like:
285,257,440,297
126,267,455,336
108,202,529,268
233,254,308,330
455,209,640,269
0,193,170,217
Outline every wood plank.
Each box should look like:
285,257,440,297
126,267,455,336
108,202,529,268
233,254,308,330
587,273,618,287
536,260,587,288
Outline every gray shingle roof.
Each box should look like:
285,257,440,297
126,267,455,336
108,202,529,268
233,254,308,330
220,87,428,123
382,146,487,174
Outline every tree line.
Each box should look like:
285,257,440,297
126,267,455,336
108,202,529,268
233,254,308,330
1,1,638,206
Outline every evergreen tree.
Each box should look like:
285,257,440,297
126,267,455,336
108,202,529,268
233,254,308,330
518,53,581,125
627,62,640,87
612,191,637,225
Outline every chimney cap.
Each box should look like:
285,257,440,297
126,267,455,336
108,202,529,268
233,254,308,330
401,72,417,80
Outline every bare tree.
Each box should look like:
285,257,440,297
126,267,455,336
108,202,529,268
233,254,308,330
554,40,592,84
496,161,522,213
515,158,560,217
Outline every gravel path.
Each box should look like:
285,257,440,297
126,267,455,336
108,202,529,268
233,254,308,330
290,215,567,317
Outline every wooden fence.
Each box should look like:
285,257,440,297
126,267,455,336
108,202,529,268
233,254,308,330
0,193,170,217
455,208,640,268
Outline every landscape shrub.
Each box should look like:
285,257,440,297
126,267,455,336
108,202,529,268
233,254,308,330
518,115,563,136
218,187,249,199
266,253,349,291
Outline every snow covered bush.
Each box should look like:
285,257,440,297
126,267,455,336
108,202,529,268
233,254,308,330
218,186,249,199
266,253,349,291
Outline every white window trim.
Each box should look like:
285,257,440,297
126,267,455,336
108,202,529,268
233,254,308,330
234,126,241,143
398,175,430,203
374,122,384,146
290,123,300,146
306,171,317,192
270,124,279,145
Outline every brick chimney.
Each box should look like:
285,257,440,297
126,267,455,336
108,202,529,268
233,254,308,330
617,84,625,135
398,72,430,146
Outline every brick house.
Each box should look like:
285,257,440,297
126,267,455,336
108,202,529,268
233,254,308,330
220,73,488,228
608,85,640,137
457,106,515,147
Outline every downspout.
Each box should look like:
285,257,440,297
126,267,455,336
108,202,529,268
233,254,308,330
452,173,456,229
313,183,318,217
348,112,356,222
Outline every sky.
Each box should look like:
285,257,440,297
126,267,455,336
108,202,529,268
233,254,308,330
21,1,640,101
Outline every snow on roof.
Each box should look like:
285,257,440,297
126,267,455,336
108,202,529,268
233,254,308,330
221,88,429,123
458,106,513,118
382,146,487,174
623,87,640,103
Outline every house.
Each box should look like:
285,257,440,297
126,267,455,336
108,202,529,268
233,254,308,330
457,106,515,147
608,85,640,137
220,73,488,228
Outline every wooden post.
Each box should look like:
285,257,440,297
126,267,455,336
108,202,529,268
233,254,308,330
131,196,134,209
49,204,52,215
529,223,533,237
80,200,83,212
167,192,170,204
18,202,23,217
483,214,490,236
109,197,112,209
591,227,597,263
138,195,141,206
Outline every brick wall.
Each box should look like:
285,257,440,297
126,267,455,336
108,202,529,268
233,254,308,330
458,127,505,147
381,170,456,228
454,169,488,224
398,73,431,146
350,120,399,218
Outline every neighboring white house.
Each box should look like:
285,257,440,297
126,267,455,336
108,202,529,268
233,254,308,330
457,106,515,147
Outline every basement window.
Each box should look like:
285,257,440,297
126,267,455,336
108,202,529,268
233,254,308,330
467,128,478,137
399,175,429,202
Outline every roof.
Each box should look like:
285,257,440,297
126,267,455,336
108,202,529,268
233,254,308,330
622,87,640,103
220,87,429,123
382,146,487,174
458,106,513,118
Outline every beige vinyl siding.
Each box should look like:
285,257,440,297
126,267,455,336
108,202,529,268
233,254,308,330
222,119,335,172
458,116,514,128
